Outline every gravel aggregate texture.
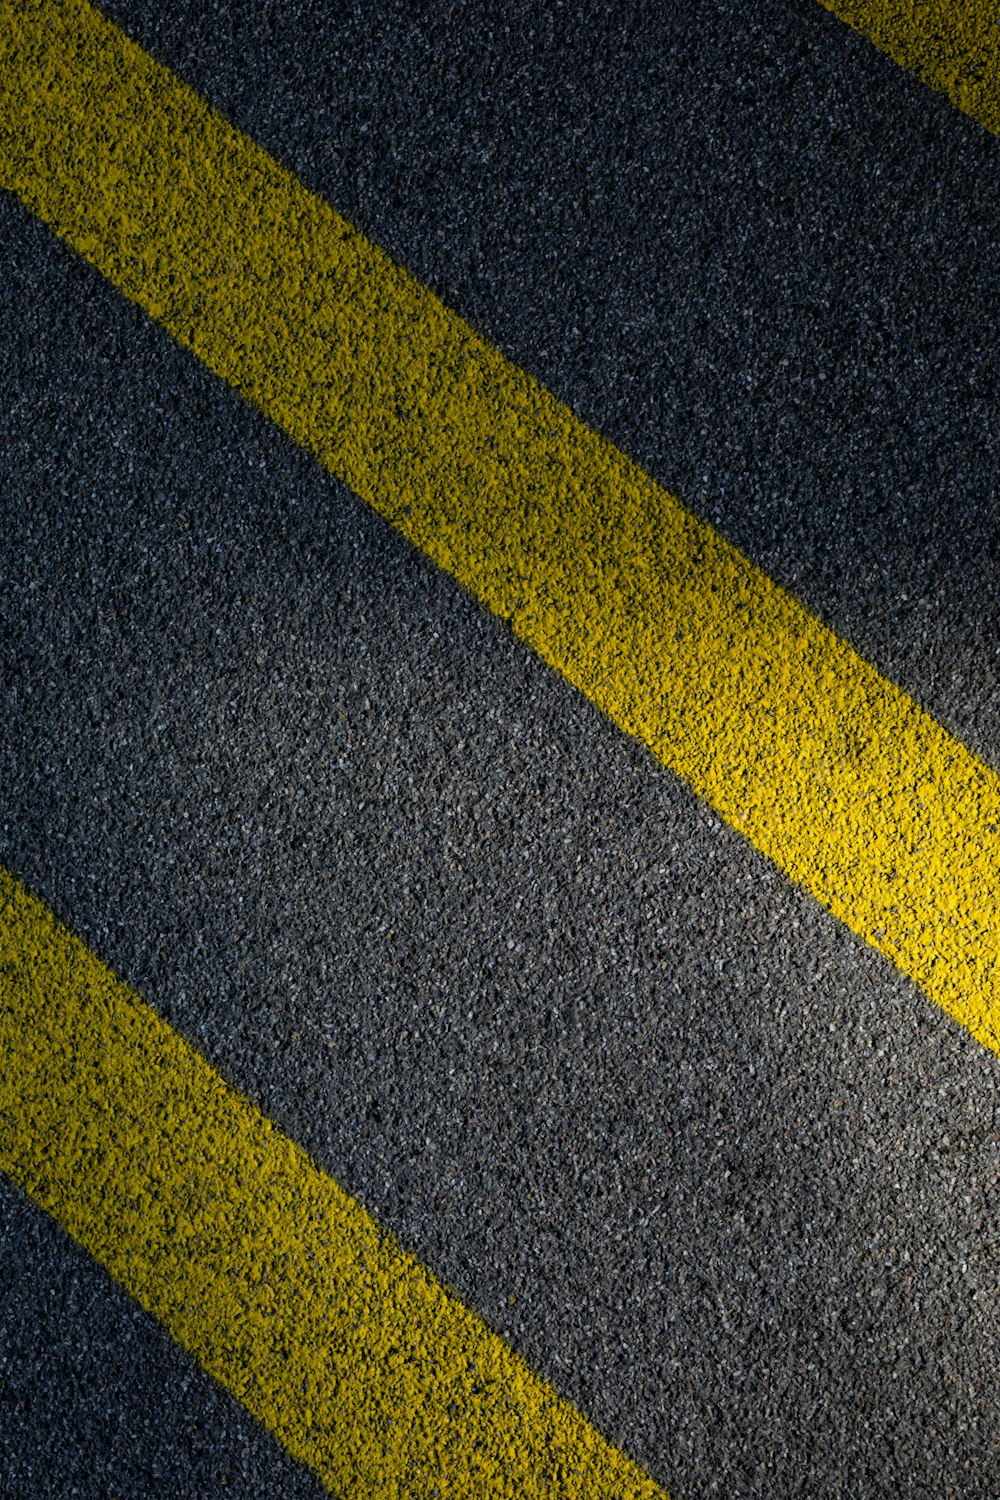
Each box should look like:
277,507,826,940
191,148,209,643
101,0,1000,772
0,868,661,1499
4,0,1000,1496
818,0,1000,136
0,1176,326,1498
9,0,1000,1068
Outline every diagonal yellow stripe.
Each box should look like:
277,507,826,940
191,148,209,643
0,869,664,1498
818,0,1000,138
3,0,1000,1481
3,0,997,1057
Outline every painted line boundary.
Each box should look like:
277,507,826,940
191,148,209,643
3,0,998,1057
818,0,1000,138
0,869,664,1498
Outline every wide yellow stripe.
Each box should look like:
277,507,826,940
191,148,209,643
0,869,662,1497
2,1,1000,1039
818,0,1000,137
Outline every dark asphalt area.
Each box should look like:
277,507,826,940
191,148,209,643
4,0,1000,1494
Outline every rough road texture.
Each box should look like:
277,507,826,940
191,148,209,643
4,0,1000,1495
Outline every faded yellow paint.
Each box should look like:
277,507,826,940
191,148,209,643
2,4,1000,1040
0,869,664,1498
818,0,1000,136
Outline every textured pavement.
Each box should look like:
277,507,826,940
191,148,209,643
4,1,1000,1495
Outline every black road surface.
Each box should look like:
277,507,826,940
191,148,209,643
3,1,1000,1495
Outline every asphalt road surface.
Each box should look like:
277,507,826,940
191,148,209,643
4,0,1000,1495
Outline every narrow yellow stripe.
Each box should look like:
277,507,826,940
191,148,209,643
2,1,1000,1042
0,869,663,1497
817,0,1000,138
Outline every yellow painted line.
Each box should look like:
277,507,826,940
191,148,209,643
2,0,999,1490
3,2,1000,1482
0,868,663,1497
817,0,1000,138
2,6,1000,1037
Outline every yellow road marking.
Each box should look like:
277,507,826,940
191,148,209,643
818,0,1000,137
0,869,663,1498
3,0,1000,1476
1,2,1000,1031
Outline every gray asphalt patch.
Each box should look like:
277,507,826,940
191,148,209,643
4,164,1000,1500
103,0,1000,773
0,1175,326,1498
